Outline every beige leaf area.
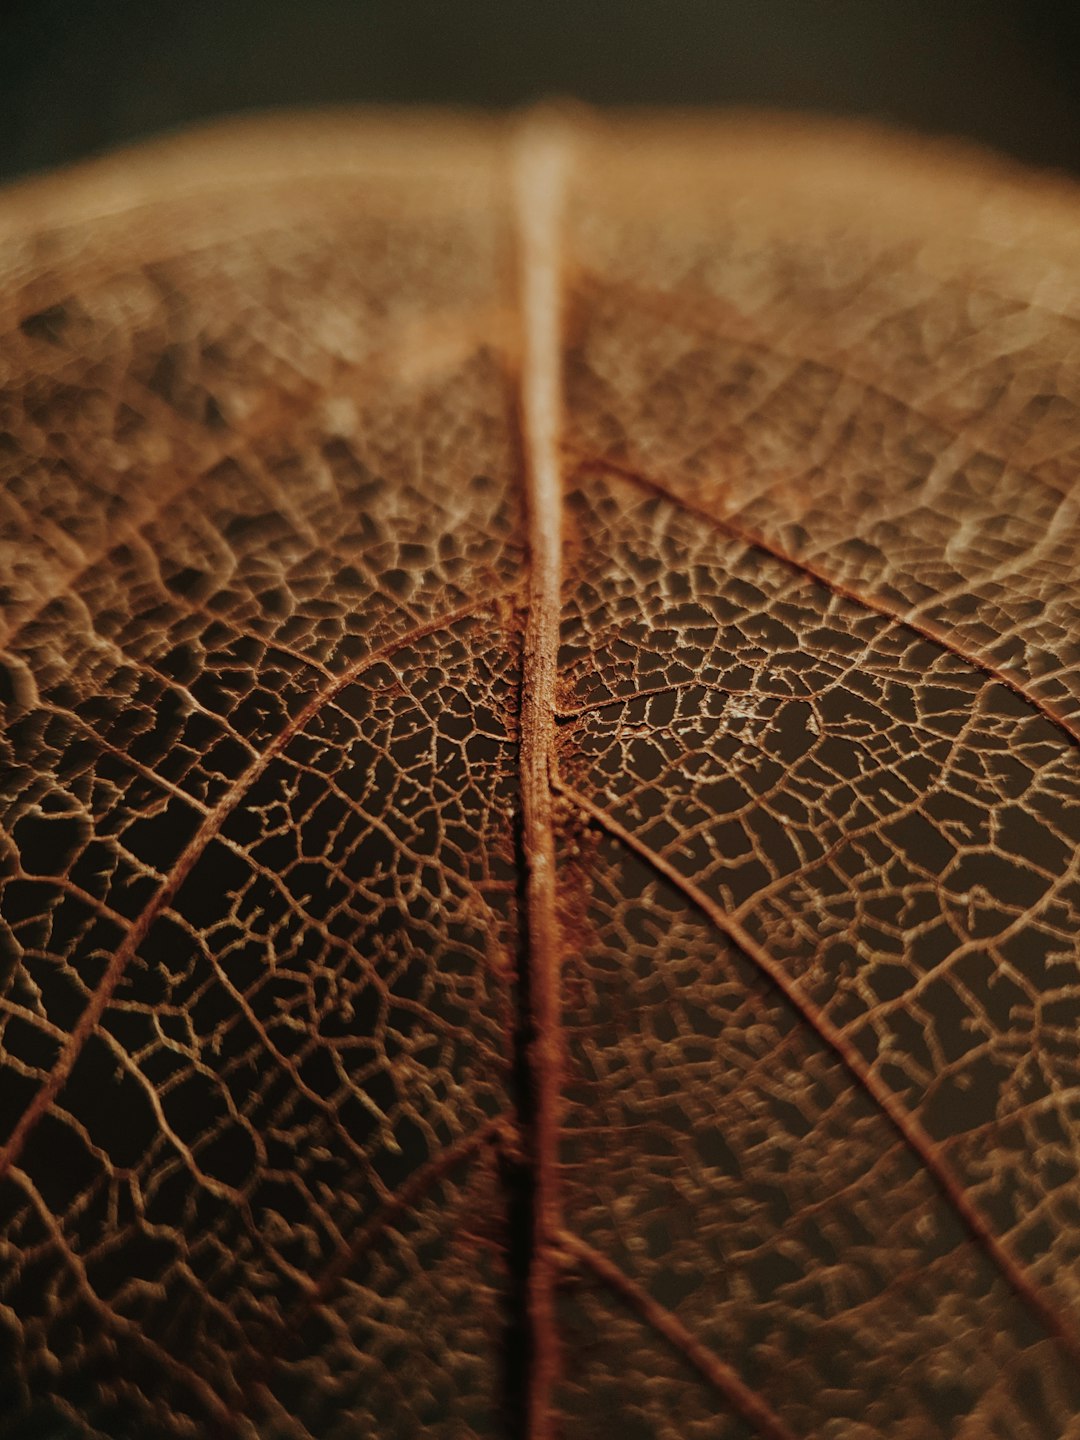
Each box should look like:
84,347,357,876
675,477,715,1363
1,112,1080,1439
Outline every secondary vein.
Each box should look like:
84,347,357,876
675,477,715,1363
554,773,1080,1373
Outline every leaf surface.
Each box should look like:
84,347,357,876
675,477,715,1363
1,112,1080,1439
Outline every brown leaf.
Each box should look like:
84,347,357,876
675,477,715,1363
1,111,1080,1439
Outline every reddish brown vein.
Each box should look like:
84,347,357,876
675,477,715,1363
0,316,508,657
583,273,1080,503
514,120,569,1440
553,773,1080,1371
0,596,506,1188
240,1116,508,1425
302,1117,508,1311
0,365,320,655
556,1230,798,1440
576,455,1080,752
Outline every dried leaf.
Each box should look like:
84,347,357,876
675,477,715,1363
2,112,1080,1439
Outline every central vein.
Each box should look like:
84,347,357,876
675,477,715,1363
513,119,568,1440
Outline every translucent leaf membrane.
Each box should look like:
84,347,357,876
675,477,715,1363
0,120,523,1438
2,111,1080,1438
552,466,1080,1434
564,121,1080,733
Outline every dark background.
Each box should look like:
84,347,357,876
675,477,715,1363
1,0,1080,185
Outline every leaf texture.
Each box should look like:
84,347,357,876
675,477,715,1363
1,112,1080,1438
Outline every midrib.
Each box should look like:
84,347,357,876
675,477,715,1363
512,118,570,1440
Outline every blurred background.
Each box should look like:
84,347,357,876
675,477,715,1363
1,0,1079,184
